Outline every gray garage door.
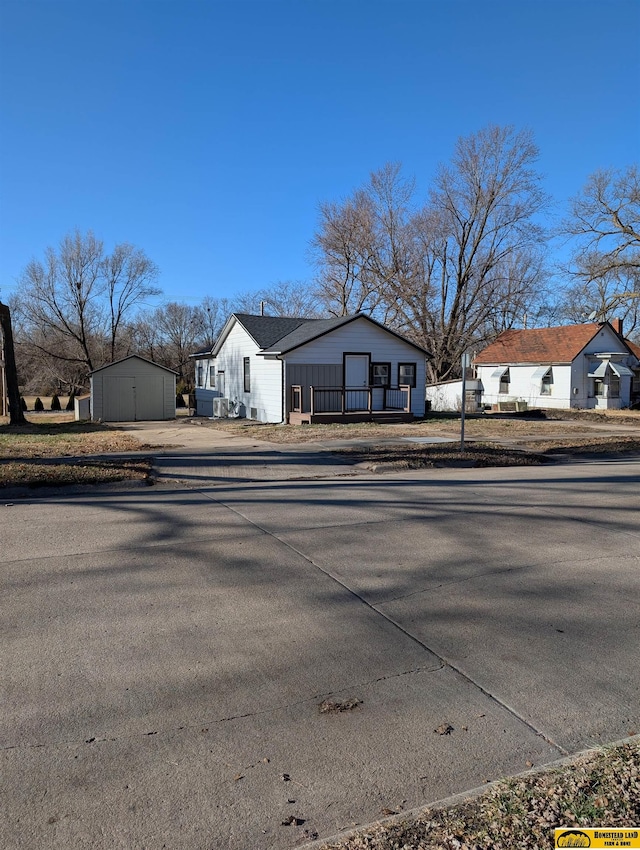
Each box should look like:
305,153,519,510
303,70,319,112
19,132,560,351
103,375,164,421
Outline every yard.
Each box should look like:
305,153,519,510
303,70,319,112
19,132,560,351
0,420,155,488
2,409,640,488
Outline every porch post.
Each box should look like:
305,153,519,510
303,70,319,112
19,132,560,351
310,386,315,416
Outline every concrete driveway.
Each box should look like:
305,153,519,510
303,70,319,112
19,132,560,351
1,437,639,848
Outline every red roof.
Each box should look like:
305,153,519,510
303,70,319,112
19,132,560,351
628,340,640,359
474,323,622,365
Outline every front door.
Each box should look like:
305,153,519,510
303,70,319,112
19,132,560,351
344,354,369,411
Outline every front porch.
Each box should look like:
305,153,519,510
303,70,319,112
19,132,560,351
288,384,414,425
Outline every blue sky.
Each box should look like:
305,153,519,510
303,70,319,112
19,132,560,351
1,0,638,308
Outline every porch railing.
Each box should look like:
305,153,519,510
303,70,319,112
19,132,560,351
291,385,412,415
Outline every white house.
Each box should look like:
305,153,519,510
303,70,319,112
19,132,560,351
474,320,640,411
191,313,429,423
90,355,177,421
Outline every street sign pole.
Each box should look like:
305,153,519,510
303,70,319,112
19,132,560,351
460,351,470,452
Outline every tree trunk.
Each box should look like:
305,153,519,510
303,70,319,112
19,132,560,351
0,302,27,425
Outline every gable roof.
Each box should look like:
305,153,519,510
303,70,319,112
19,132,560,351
90,354,178,375
473,322,634,366
232,313,311,348
260,315,355,353
201,312,430,358
260,312,429,355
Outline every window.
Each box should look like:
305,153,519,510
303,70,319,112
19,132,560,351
499,368,510,394
594,378,605,397
243,357,251,393
371,362,391,387
540,368,553,395
609,374,620,398
197,364,204,388
398,363,417,388
209,365,216,388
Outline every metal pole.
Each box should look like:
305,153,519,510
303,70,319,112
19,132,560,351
460,351,469,453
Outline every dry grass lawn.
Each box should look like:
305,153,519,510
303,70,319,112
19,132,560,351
0,420,156,488
205,410,640,445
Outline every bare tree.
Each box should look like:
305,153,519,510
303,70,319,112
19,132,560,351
311,127,550,381
311,188,390,317
562,165,640,335
102,242,160,361
195,296,235,348
14,230,161,387
235,280,323,318
133,302,204,388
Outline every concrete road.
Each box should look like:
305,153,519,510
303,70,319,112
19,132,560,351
2,457,639,849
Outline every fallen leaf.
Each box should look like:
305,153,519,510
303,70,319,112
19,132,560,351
281,815,305,826
318,697,362,713
434,723,454,735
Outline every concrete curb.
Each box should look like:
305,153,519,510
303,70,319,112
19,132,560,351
299,733,640,849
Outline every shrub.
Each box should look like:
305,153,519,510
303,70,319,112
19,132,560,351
34,397,44,411
65,393,75,411
50,394,61,411
176,393,186,408
20,396,27,411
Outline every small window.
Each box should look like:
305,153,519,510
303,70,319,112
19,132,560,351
398,363,417,388
371,362,391,387
594,378,605,397
243,357,251,393
499,368,510,394
209,365,216,388
197,364,204,388
540,368,553,395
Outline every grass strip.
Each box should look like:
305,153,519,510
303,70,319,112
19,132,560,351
318,740,640,849
0,458,153,488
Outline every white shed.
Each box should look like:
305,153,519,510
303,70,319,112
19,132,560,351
90,355,177,422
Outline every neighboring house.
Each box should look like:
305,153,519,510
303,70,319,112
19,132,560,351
191,312,429,423
90,355,177,421
426,376,483,413
473,320,640,411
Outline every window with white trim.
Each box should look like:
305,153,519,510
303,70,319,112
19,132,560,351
540,368,553,395
499,368,510,394
243,357,251,393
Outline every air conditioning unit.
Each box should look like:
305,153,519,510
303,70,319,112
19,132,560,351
213,397,229,418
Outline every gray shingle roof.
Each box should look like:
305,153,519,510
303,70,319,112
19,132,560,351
260,315,358,353
196,312,430,359
234,314,311,348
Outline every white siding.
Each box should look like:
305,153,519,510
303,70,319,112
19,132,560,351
215,323,283,422
426,381,463,411
91,357,176,421
477,364,573,410
283,318,426,416
426,380,483,412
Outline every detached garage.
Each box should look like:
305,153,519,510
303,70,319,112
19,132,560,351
90,355,177,422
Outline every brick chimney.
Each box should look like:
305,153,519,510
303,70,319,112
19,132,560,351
611,318,623,335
